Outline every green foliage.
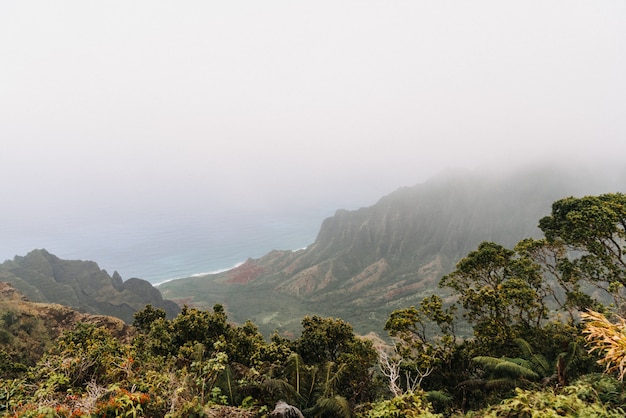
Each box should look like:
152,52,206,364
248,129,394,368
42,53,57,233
357,391,442,418
297,316,355,364
385,295,457,391
93,387,149,417
0,379,28,414
295,315,378,405
439,242,549,352
304,394,351,418
473,356,540,381
539,193,626,305
573,373,626,407
227,320,265,367
477,384,625,418
39,322,125,388
0,302,55,369
133,304,166,333
8,192,626,417
189,341,229,404
135,316,174,357
0,349,27,378
250,331,293,368
172,305,229,352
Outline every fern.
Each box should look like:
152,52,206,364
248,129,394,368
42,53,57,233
494,361,539,380
472,356,502,369
305,395,351,418
474,355,541,380
514,338,550,377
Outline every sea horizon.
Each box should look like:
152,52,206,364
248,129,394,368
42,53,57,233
1,208,329,285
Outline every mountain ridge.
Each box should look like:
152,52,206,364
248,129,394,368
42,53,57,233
159,163,626,335
0,249,180,323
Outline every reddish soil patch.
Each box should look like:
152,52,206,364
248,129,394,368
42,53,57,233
225,261,265,284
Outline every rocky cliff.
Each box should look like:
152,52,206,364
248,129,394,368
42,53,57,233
161,164,626,335
0,249,180,323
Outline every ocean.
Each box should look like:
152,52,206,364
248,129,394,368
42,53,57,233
1,208,332,285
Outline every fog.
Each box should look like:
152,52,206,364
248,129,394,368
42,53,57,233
1,1,626,273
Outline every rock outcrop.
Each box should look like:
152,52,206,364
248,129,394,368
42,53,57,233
0,249,180,323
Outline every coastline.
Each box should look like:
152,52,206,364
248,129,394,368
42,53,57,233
153,261,245,287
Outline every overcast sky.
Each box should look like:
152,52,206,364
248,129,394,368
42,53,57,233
1,1,626,238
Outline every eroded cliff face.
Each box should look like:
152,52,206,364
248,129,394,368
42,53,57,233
219,169,550,304
0,249,180,323
160,164,626,335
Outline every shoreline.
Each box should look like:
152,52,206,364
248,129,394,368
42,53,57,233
153,261,245,287
152,247,308,287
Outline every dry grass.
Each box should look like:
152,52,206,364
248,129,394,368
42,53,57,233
581,310,626,381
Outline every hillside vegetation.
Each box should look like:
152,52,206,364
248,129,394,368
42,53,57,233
160,164,626,336
2,191,626,417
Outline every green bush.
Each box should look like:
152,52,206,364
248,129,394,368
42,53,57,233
477,385,625,418
357,392,442,418
92,387,149,418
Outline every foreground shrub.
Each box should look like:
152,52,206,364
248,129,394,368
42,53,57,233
474,383,625,418
92,387,149,417
8,405,86,418
356,391,442,418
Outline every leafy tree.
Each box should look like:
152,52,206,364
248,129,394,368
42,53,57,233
172,304,229,351
385,295,456,391
251,331,293,371
133,304,167,333
294,316,378,412
296,316,355,364
514,238,598,318
539,193,626,308
228,320,266,368
439,242,548,353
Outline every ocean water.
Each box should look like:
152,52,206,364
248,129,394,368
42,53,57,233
1,208,331,285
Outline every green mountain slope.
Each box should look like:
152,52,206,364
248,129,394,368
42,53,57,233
160,164,625,336
0,249,180,323
0,281,135,371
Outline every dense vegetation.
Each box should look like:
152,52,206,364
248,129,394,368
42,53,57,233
2,192,626,417
159,165,624,337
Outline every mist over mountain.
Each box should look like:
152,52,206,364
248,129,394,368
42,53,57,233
159,163,626,336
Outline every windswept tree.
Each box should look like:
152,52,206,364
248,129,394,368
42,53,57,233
514,238,598,320
439,242,548,353
539,193,626,309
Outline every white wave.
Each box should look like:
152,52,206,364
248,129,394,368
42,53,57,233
154,261,245,287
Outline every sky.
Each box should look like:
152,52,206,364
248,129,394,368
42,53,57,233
1,1,626,269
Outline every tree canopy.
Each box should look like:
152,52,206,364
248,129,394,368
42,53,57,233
3,192,626,416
